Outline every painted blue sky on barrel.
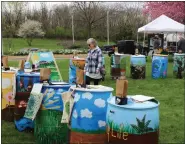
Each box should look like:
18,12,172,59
71,91,112,131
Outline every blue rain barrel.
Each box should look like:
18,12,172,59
70,85,113,144
130,55,146,79
173,53,185,79
34,84,71,144
152,54,168,79
106,96,159,144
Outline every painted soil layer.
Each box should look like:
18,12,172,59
108,130,159,144
70,131,107,144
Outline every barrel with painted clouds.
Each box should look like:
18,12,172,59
70,85,114,144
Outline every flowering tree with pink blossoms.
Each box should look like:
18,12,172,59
143,2,185,24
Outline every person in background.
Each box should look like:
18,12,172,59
153,35,161,54
84,38,103,85
178,36,185,53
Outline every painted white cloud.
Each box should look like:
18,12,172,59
74,93,80,102
81,108,92,118
73,109,78,119
94,98,105,108
48,88,54,93
2,78,11,89
98,120,106,127
82,92,93,100
40,53,49,58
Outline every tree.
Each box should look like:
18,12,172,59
17,20,45,46
143,2,185,24
73,2,107,38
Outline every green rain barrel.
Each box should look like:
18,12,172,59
130,55,146,79
173,53,185,79
34,84,70,144
106,96,159,144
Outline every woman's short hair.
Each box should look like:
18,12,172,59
87,38,97,47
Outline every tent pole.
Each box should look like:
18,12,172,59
137,33,138,43
143,32,145,48
176,32,177,52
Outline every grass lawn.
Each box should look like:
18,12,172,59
2,56,184,144
2,38,115,54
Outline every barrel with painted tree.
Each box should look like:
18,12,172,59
173,53,185,79
130,55,146,79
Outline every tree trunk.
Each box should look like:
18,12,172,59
88,23,92,38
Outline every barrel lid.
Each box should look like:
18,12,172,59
153,54,168,57
114,52,125,56
174,53,185,56
70,85,114,92
131,55,145,58
108,96,159,109
43,83,70,88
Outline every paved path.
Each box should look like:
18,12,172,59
8,54,87,61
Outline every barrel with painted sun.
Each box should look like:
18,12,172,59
173,53,185,79
70,85,114,144
152,54,168,79
34,84,71,144
130,55,146,79
106,96,160,144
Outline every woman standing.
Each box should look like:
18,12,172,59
84,38,103,85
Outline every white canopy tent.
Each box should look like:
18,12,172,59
137,15,185,51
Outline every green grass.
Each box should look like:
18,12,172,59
2,56,185,143
2,38,115,53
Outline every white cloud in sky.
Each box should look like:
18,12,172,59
74,93,80,102
82,92,93,100
81,108,92,118
94,98,105,108
98,120,106,127
2,78,11,89
40,53,49,58
73,109,78,119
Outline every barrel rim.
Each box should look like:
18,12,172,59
107,96,160,109
174,53,185,56
131,54,146,58
153,54,168,57
42,84,70,88
70,85,114,92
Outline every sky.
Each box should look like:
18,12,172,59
27,2,144,9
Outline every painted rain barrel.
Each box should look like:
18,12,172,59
2,71,16,122
152,54,168,79
70,85,114,144
34,84,71,144
173,53,185,79
111,54,126,79
14,72,40,121
130,55,146,79
69,58,85,84
106,96,159,144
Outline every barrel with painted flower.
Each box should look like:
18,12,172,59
34,84,71,144
2,71,16,122
152,54,168,79
70,85,113,144
14,72,40,120
173,53,185,79
106,96,159,144
130,55,146,79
